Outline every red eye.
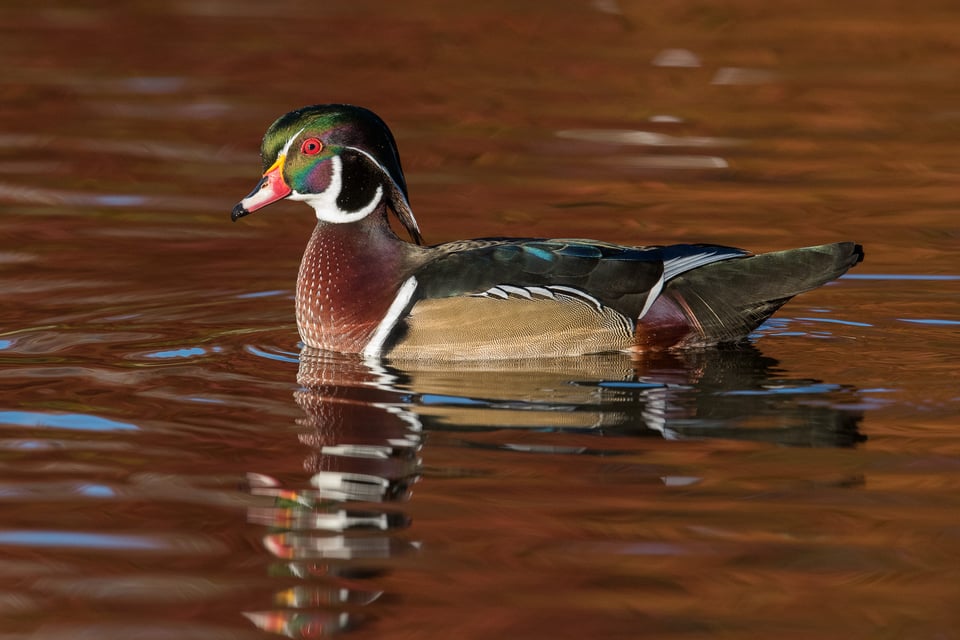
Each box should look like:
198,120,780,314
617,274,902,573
300,138,323,155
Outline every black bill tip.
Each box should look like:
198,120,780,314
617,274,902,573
231,203,250,222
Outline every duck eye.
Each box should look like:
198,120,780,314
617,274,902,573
300,138,323,155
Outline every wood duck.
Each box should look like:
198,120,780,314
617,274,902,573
232,104,864,360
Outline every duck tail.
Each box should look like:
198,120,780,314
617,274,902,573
661,242,864,346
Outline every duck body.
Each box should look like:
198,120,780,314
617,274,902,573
233,104,864,360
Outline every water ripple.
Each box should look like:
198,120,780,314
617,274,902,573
844,273,960,281
244,344,300,364
143,346,223,360
0,133,254,162
0,411,138,432
0,531,160,550
0,181,224,211
557,129,740,148
795,317,874,327
898,318,960,326
236,289,287,299
0,529,227,556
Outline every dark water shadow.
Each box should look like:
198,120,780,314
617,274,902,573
243,344,864,636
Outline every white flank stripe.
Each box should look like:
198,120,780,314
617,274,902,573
363,276,418,358
498,285,532,299
526,286,555,299
637,274,665,320
473,286,508,299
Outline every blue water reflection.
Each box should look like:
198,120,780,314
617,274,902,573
899,318,960,326
145,347,211,359
0,411,138,432
0,531,157,550
843,274,960,281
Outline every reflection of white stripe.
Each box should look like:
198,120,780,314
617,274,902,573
363,276,418,358
289,155,384,223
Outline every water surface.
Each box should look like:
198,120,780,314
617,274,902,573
1,2,959,638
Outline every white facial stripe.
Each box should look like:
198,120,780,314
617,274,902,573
344,146,391,178
344,145,415,211
345,145,422,242
278,126,307,160
288,155,384,223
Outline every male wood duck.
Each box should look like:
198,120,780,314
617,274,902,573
232,104,864,360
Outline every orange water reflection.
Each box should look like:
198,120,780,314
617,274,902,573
1,0,959,638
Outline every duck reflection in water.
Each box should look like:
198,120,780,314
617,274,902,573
335,346,865,447
243,345,864,637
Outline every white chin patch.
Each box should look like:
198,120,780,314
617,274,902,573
289,155,383,223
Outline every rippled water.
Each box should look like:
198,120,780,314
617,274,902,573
2,2,959,639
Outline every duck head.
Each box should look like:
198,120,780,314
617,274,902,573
231,104,422,244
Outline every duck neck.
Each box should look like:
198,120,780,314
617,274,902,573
295,205,420,352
